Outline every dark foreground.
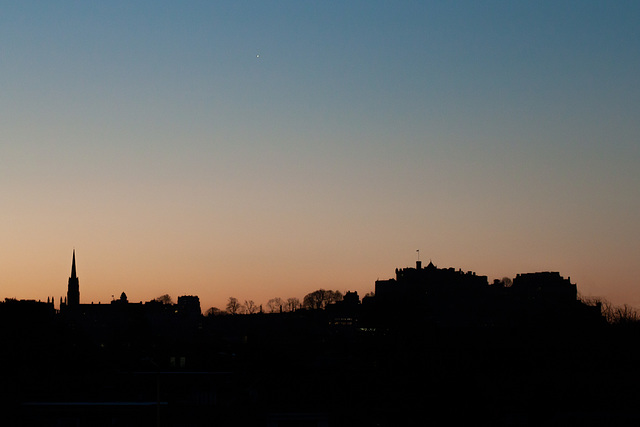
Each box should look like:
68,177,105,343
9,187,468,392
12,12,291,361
1,309,639,427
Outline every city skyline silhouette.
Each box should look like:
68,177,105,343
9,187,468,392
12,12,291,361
2,1,640,314
3,3,640,423
2,249,639,426
14,248,628,320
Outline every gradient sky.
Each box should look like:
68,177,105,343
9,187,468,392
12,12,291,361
2,1,639,311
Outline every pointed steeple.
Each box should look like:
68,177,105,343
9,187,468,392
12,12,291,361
67,249,80,307
70,249,77,279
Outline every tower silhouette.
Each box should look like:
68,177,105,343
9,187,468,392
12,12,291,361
67,250,79,306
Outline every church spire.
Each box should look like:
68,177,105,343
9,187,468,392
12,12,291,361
67,249,80,307
71,249,77,279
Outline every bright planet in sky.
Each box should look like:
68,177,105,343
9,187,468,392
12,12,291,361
1,1,639,313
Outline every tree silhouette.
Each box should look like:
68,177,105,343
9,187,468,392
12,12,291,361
501,277,513,287
303,289,343,310
226,297,241,314
286,297,301,312
611,304,639,325
244,300,259,314
155,294,173,304
205,307,223,317
267,297,284,313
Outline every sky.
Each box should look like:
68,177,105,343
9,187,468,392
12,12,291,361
1,1,639,311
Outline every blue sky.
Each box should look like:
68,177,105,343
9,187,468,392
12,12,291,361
1,1,639,309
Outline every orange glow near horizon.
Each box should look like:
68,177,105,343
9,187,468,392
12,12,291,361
3,238,638,314
2,3,639,312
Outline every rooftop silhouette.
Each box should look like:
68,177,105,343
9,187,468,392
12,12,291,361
0,251,638,426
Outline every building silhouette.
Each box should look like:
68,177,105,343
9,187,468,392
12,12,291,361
67,249,80,307
366,259,601,329
1,251,634,426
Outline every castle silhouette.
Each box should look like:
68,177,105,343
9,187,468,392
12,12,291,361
365,259,602,329
2,251,638,427
4,251,604,333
